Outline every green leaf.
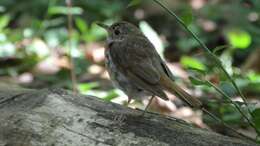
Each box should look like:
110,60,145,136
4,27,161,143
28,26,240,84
220,104,241,124
227,29,252,49
180,56,206,71
48,6,83,15
219,82,236,97
75,17,88,33
247,72,260,83
0,15,10,30
252,108,260,131
102,90,119,101
78,82,99,92
127,0,141,8
180,7,193,26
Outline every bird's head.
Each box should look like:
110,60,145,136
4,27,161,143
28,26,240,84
97,21,143,43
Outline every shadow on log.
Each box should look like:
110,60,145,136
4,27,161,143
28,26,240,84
0,84,258,146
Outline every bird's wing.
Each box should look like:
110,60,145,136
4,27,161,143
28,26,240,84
125,37,175,82
124,37,162,84
127,53,161,84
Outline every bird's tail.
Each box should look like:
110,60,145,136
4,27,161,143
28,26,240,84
160,74,202,108
159,75,253,141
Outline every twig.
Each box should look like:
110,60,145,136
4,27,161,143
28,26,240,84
66,0,78,94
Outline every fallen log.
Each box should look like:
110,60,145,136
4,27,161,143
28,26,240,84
0,85,257,146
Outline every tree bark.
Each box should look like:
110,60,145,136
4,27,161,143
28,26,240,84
0,84,257,146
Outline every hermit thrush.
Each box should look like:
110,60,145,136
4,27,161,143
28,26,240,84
98,21,202,111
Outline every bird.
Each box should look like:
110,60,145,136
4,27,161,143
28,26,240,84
97,21,202,112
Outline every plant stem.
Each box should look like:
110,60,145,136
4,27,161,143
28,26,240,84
152,0,247,105
152,0,257,134
202,107,255,142
66,0,78,94
206,80,260,135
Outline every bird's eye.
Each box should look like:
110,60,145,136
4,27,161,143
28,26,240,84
114,29,120,35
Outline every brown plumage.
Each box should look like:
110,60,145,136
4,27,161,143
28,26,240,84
98,21,202,109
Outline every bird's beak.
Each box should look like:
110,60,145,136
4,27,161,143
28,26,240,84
96,22,109,31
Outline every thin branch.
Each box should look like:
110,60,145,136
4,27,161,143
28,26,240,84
66,0,78,94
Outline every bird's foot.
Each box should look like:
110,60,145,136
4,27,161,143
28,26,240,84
113,114,126,127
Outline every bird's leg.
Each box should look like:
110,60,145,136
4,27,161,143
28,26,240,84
113,114,126,127
127,97,132,105
142,95,155,116
112,96,130,126
113,97,132,124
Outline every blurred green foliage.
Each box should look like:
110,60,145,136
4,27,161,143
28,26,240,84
227,29,252,49
180,56,206,71
252,108,260,132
